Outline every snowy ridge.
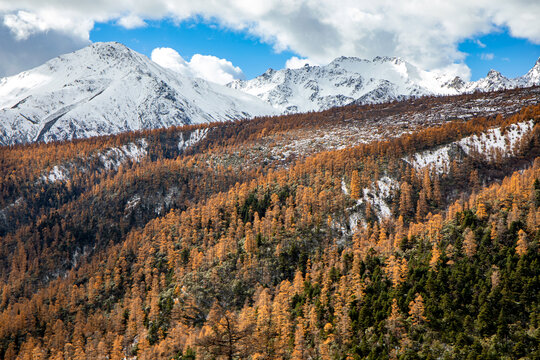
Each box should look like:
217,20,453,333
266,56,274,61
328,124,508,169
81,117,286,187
228,56,452,113
0,42,277,145
406,120,535,173
228,56,540,113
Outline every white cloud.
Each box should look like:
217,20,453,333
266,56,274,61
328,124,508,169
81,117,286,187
189,54,244,84
474,39,487,48
2,9,93,40
0,1,540,75
285,56,319,69
3,11,47,40
481,53,495,60
117,14,146,29
151,47,245,85
151,47,190,76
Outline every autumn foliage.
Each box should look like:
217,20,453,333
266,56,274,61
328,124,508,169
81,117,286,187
0,89,539,359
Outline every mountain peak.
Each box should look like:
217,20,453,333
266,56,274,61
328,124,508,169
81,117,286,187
372,56,403,64
0,43,276,145
486,69,502,77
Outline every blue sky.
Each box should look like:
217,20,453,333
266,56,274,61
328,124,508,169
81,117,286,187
90,19,298,79
459,30,540,80
91,20,540,81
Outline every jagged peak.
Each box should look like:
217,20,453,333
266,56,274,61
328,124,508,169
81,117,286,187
486,69,502,77
372,56,404,64
329,56,369,65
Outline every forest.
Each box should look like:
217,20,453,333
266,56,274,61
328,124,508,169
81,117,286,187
0,87,539,359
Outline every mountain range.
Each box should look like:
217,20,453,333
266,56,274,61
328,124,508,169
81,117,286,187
228,56,540,113
0,42,539,145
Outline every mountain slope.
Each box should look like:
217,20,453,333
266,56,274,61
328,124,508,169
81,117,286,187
0,98,539,359
0,42,277,145
228,56,540,113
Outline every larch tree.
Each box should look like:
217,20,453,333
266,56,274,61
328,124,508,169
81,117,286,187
244,223,257,255
408,293,426,326
463,227,477,257
516,229,529,256
350,170,361,200
476,202,488,220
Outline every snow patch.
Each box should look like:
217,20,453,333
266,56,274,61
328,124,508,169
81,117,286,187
100,139,148,170
41,138,148,183
179,128,208,151
406,120,534,173
343,176,398,231
364,176,399,219
41,165,68,182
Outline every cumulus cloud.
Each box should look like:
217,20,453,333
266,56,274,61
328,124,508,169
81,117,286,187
117,14,146,29
285,56,319,69
2,9,93,40
189,54,245,84
151,47,190,75
0,0,539,77
151,47,245,85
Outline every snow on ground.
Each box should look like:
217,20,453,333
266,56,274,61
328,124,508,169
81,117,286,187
363,176,399,218
41,165,68,182
343,175,399,232
42,138,148,183
459,120,534,158
100,139,148,170
179,128,208,151
341,179,349,195
406,120,534,173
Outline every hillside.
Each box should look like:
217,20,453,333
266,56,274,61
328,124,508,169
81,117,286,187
0,87,539,359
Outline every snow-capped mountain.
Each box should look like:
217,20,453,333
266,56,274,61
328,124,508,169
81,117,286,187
228,56,540,113
1,41,538,145
0,42,277,145
227,56,449,113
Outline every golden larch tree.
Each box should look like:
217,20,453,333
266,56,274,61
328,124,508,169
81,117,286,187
516,229,529,256
350,170,361,200
408,293,426,326
463,228,477,257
